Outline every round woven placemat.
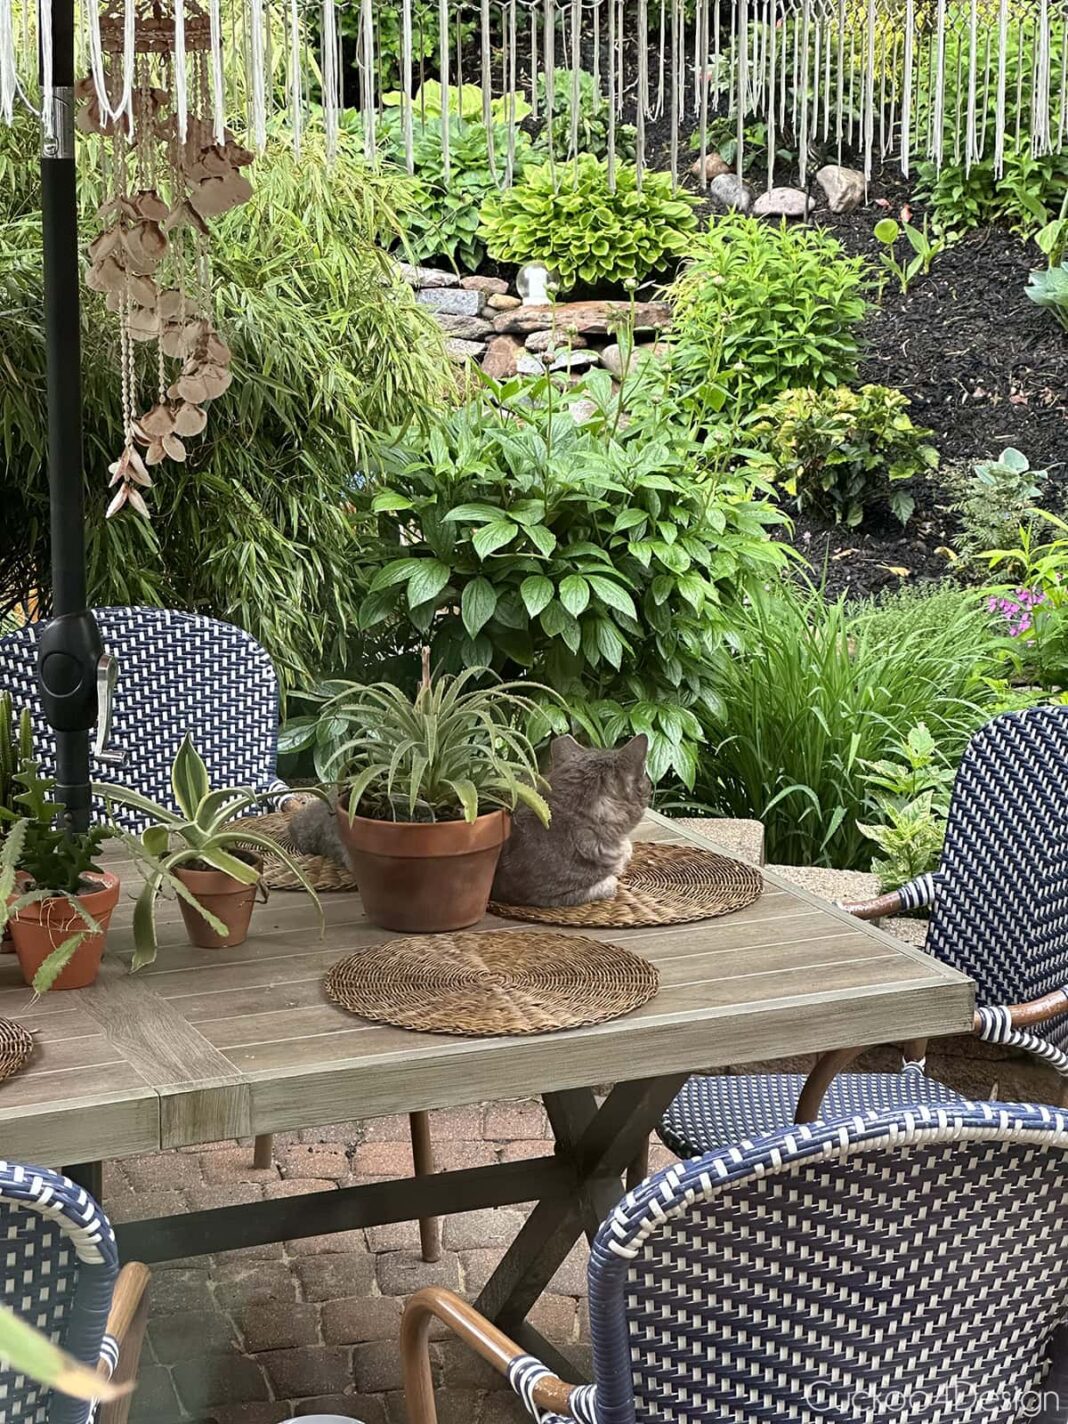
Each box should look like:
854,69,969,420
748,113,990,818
0,1017,33,1084
490,840,762,928
323,930,659,1037
231,809,358,892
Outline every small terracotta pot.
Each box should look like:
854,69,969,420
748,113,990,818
335,807,510,933
173,855,263,949
8,871,121,991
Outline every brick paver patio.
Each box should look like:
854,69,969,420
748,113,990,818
115,1027,1055,1424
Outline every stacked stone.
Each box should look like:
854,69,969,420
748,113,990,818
395,264,520,365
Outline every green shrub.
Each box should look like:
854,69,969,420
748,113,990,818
383,113,533,270
353,367,789,785
750,384,939,527
479,157,699,293
533,69,636,162
691,581,1022,867
668,216,870,407
1026,262,1068,330
0,126,451,695
982,512,1068,689
857,723,953,892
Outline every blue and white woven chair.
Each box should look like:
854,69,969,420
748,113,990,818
0,606,290,831
402,1099,1068,1424
0,1160,150,1424
660,703,1068,1157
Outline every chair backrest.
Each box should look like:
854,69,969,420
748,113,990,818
0,607,283,830
0,1161,118,1424
925,705,1068,1048
587,1100,1068,1424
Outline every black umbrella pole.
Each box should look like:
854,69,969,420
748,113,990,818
38,0,101,833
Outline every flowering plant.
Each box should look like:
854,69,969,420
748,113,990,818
982,512,1068,689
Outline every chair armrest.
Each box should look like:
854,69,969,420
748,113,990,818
401,1287,577,1424
839,871,941,921
975,990,1068,1033
98,1263,151,1424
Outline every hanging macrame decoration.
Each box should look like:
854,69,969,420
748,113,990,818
77,0,252,518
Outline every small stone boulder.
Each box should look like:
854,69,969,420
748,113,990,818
461,274,510,295
437,313,495,340
515,353,545,376
396,262,460,288
445,337,487,363
417,287,483,316
487,293,522,312
481,335,523,379
548,349,600,373
708,173,754,214
816,164,866,214
752,186,813,219
493,299,672,337
525,329,589,353
599,341,669,380
690,152,731,182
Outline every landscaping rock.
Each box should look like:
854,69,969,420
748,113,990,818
493,299,672,337
515,352,545,375
461,274,510,295
709,173,754,213
436,312,495,340
487,292,522,311
525,328,588,352
548,348,600,372
753,186,813,218
445,337,488,363
690,152,731,182
598,340,668,379
816,163,866,213
417,287,483,316
481,335,523,379
395,262,460,288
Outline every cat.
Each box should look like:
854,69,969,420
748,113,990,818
491,733,651,907
287,793,349,866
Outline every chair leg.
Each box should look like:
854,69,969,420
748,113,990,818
253,1133,273,1169
99,1263,152,1424
626,1135,650,1191
409,1111,442,1264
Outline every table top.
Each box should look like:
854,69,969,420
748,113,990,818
0,814,974,1166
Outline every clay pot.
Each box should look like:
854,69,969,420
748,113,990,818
335,808,510,933
8,871,121,991
173,855,263,948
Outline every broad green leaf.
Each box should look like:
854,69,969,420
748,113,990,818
407,560,451,610
172,734,211,821
472,522,519,559
558,575,590,616
586,575,636,619
462,578,498,637
519,575,553,618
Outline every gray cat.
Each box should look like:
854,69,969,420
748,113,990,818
491,733,651,907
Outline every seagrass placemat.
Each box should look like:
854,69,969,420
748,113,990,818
323,930,659,1037
490,840,763,928
0,1017,33,1084
231,809,358,892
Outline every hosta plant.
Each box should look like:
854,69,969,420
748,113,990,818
479,157,698,293
750,384,939,527
532,69,636,162
98,734,322,968
317,662,552,825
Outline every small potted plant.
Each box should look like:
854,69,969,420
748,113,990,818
312,656,551,933
101,733,323,964
0,762,118,992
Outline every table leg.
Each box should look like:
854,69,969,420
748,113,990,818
64,1160,103,1200
475,1073,688,1332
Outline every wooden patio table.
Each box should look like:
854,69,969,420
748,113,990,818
0,814,973,1373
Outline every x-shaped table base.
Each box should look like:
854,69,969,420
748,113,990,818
83,1072,688,1382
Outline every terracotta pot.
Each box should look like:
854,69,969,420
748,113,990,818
8,871,121,991
335,807,511,933
173,855,263,948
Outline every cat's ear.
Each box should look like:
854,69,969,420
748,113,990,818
551,734,584,766
620,733,649,768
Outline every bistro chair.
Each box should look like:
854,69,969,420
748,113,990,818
402,1099,1068,1424
660,703,1068,1157
0,606,289,832
0,607,441,1261
0,1160,150,1424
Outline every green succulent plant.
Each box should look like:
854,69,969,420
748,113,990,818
0,690,33,815
97,734,323,970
